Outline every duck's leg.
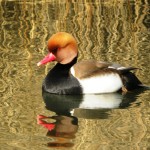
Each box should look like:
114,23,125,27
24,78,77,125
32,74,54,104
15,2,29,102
121,86,128,94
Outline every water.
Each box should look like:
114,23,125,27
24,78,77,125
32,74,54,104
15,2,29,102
0,1,150,150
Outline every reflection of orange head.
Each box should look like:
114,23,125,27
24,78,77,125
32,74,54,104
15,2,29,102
37,115,78,149
37,115,55,131
46,116,78,139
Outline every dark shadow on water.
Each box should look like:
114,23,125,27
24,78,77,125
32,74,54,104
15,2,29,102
37,88,146,148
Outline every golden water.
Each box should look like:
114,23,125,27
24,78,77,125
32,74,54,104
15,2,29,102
0,1,150,150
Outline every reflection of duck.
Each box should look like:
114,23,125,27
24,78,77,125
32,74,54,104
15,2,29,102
37,32,146,94
42,88,144,119
37,89,145,148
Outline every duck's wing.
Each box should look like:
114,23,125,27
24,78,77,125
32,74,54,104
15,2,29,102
70,60,117,79
70,60,139,78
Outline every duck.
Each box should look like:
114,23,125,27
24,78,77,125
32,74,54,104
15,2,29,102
37,32,144,95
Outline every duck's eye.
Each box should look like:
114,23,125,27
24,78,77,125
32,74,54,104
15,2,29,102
52,48,57,54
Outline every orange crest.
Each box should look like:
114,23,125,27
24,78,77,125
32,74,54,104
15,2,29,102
48,32,77,52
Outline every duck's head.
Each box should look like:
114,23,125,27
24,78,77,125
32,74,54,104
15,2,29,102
37,32,78,66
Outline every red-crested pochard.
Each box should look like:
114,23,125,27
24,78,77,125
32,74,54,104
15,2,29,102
37,32,144,94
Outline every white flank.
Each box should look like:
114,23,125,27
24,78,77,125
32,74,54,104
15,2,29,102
78,74,123,94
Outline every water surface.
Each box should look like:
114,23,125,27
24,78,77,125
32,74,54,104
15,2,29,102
0,1,150,150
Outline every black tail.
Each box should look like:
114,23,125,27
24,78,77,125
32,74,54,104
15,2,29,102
120,70,142,91
118,67,149,91
138,84,150,89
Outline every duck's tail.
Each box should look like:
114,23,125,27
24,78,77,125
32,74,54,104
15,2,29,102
121,72,142,90
117,67,149,91
138,84,150,89
118,68,142,90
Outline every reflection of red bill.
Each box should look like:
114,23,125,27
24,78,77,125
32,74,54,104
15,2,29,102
37,115,55,131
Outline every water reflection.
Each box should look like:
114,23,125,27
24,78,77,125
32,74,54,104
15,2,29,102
38,89,145,148
37,115,77,148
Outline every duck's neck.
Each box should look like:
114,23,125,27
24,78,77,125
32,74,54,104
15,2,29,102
43,56,82,94
51,56,77,75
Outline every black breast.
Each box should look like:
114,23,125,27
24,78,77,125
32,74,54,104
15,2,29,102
42,57,83,94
